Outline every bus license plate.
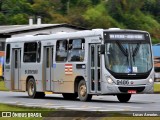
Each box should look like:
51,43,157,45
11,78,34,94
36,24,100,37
128,90,137,94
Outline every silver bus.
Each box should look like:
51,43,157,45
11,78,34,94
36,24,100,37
4,28,154,102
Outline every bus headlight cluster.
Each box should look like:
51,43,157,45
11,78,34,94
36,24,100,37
149,78,153,83
106,77,113,84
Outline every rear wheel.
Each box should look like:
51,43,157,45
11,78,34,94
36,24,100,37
27,78,45,98
78,80,92,101
62,93,78,100
117,94,131,103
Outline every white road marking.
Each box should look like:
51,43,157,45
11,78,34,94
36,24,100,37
65,107,91,110
92,109,125,111
106,105,141,109
3,102,17,104
25,103,40,105
25,104,43,107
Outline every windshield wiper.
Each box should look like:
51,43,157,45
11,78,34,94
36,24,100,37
132,44,140,57
116,41,128,57
132,43,140,64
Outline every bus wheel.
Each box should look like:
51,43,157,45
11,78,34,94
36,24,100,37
78,80,92,101
62,93,78,100
117,94,131,103
27,78,45,98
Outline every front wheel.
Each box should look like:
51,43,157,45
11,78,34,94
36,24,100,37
78,80,92,101
117,94,131,103
27,78,45,98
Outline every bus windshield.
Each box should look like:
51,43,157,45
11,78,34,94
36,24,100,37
105,42,152,73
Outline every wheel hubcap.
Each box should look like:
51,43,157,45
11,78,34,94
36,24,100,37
29,82,34,96
80,84,86,97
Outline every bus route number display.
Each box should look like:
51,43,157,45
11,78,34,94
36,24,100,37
109,34,144,40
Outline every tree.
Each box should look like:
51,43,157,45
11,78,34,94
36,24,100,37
84,3,122,28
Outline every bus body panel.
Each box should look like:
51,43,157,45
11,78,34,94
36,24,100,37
4,29,154,96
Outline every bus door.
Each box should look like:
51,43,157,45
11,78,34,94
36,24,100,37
13,49,21,90
89,44,101,93
44,46,53,91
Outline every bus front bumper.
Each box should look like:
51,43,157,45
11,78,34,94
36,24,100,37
101,81,154,94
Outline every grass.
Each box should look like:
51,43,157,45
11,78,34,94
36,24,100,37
0,103,54,120
103,117,160,120
0,101,160,120
0,104,159,120
0,80,8,91
154,83,160,92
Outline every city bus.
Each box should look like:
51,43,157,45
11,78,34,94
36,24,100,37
4,28,154,102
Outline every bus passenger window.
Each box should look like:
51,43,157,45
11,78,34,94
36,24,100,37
6,44,10,64
56,40,68,62
23,42,37,62
68,39,85,62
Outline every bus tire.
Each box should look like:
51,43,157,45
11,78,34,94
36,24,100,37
78,80,92,101
117,94,131,103
27,78,45,98
62,93,78,100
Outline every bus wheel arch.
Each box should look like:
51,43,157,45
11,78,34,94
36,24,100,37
26,76,45,98
77,79,92,101
74,76,84,93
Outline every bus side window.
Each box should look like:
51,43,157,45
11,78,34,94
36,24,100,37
68,39,85,62
56,40,68,62
6,44,10,64
23,42,37,62
37,42,41,63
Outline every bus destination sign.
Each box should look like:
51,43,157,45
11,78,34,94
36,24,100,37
109,34,144,40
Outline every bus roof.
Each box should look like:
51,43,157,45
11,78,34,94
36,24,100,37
6,28,148,43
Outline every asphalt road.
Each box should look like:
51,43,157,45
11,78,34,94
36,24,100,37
0,91,160,111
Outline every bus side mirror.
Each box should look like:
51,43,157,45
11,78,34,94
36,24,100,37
101,45,105,54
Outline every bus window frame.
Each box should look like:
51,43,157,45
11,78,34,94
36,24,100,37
68,38,85,62
23,42,37,63
56,40,68,62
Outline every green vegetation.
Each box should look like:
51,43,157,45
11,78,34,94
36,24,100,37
103,117,160,120
154,83,160,92
0,80,8,91
0,0,159,43
0,103,159,120
0,103,46,111
0,103,54,120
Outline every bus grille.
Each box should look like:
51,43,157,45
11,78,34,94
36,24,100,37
118,87,145,93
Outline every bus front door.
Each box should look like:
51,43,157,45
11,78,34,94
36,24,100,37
89,44,101,93
44,46,53,91
13,49,21,90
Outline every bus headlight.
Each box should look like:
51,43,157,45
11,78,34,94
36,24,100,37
106,77,113,84
149,78,153,83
